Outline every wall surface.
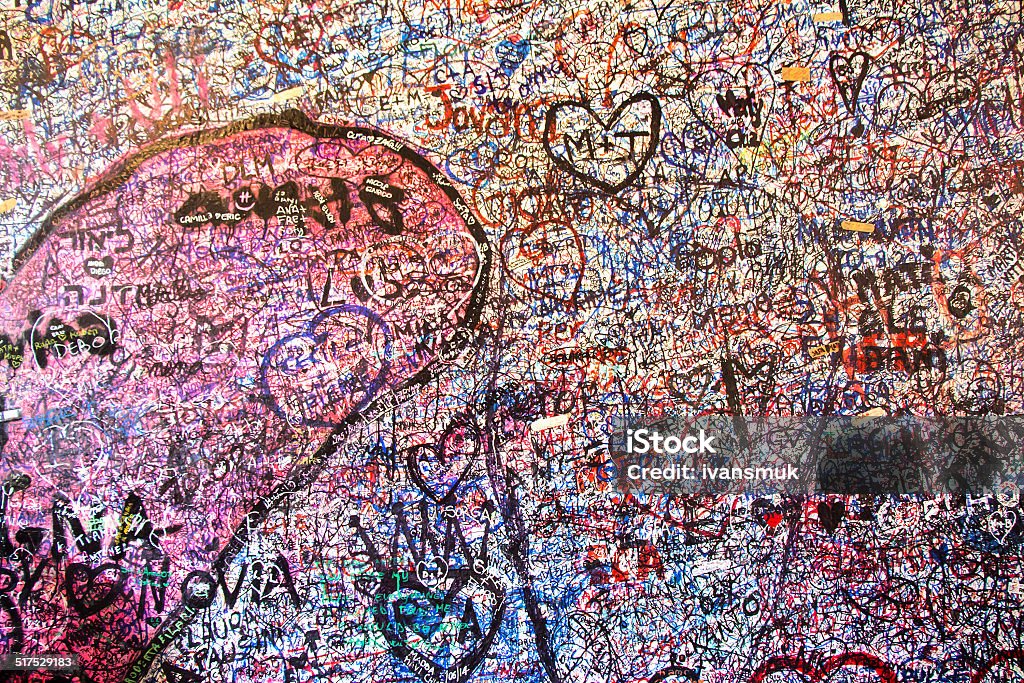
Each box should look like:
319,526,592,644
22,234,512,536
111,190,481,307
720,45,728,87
0,0,1023,682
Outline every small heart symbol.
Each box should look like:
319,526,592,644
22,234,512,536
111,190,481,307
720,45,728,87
829,51,871,114
818,500,846,534
947,283,975,319
416,557,449,589
353,574,381,599
751,498,789,532
65,562,126,617
929,542,949,564
14,526,45,554
543,93,661,193
253,181,299,221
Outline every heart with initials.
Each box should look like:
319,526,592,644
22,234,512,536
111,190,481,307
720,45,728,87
416,557,450,589
751,652,898,683
543,93,661,194
374,568,506,683
65,562,127,618
260,304,393,428
829,51,871,114
985,508,1018,545
83,256,115,279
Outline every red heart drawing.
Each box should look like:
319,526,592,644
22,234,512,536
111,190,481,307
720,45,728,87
751,653,897,683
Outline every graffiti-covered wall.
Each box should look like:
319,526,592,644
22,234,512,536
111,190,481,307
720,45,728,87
1,0,1024,681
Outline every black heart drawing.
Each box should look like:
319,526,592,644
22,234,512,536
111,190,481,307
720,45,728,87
543,93,662,194
405,419,481,503
254,181,300,221
918,69,979,122
947,283,974,319
65,562,126,617
829,51,871,114
818,500,846,534
873,69,979,150
929,542,948,564
374,569,506,683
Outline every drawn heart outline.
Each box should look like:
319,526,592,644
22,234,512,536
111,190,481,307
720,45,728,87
686,63,776,163
416,557,450,589
543,93,662,194
500,219,586,306
985,508,1018,545
84,256,115,278
751,498,794,532
872,69,980,151
259,303,393,428
829,51,871,114
65,562,127,618
405,417,482,503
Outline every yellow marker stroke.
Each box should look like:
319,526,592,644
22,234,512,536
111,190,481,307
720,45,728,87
0,110,30,122
530,414,570,432
781,66,811,82
841,220,875,234
0,199,15,214
813,11,844,21
852,407,887,426
270,86,305,103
